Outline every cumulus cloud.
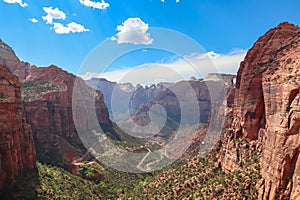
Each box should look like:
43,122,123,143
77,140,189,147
111,18,153,45
42,7,66,24
79,0,109,10
80,50,246,85
52,22,89,34
3,0,28,7
41,6,88,34
29,18,38,23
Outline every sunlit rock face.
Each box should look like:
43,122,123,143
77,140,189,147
220,22,300,199
0,40,110,170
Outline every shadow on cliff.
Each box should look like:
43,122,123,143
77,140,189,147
0,168,40,200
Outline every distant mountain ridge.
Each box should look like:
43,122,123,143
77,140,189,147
86,73,235,124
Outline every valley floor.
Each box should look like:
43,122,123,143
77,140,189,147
1,138,261,200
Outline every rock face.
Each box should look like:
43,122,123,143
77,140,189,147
86,78,164,119
88,74,235,125
22,66,110,168
0,64,36,189
0,40,110,169
153,75,235,124
0,39,30,81
220,22,300,199
291,178,300,200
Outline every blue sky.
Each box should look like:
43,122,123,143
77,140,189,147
0,0,300,83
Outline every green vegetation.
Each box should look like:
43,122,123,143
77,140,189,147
22,79,60,93
99,167,147,199
121,146,261,200
1,162,104,200
76,161,105,182
1,139,262,199
21,79,63,100
78,163,97,179
36,163,104,200
1,162,145,200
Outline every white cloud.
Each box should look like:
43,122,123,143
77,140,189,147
41,6,88,34
29,18,38,23
52,22,89,34
42,7,66,24
3,0,28,7
80,50,246,85
111,17,153,45
160,0,180,2
79,0,109,10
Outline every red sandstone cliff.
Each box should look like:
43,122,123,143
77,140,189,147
22,65,109,168
220,22,300,199
0,64,36,189
0,40,110,169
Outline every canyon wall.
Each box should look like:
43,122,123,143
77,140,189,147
0,40,110,169
0,64,36,189
220,22,300,199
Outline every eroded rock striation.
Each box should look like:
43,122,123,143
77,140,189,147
220,22,300,199
0,40,110,169
0,64,36,189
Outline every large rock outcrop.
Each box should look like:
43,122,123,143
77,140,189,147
0,40,110,169
0,64,36,189
220,22,300,199
22,65,110,168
